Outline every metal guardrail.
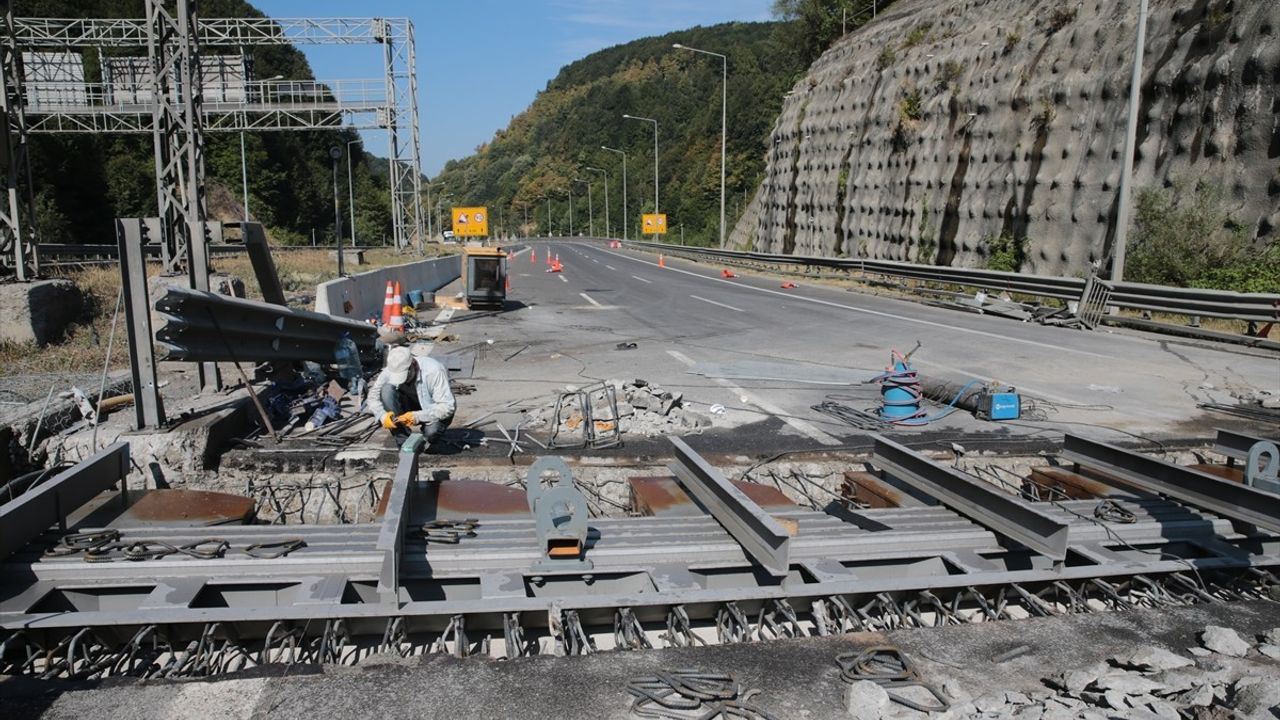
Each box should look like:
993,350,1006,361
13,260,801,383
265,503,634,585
154,286,377,364
620,240,1280,325
36,242,388,263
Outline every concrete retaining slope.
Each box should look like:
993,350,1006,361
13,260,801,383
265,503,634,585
314,255,461,320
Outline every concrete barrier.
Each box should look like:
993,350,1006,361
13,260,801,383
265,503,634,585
315,255,461,320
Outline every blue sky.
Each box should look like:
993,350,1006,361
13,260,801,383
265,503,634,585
254,0,774,178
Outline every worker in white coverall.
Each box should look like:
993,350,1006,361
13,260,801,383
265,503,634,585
367,346,456,446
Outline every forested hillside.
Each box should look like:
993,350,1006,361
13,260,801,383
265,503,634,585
430,22,809,245
20,0,392,246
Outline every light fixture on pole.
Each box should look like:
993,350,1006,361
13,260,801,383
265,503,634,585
328,145,344,276
601,146,628,241
622,114,659,217
573,177,593,236
586,166,609,239
673,43,728,248
346,138,362,247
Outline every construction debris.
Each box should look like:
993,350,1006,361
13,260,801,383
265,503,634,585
524,378,711,441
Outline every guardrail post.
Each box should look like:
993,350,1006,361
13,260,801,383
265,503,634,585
116,218,166,429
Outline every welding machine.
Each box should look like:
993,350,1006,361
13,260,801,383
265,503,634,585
976,388,1021,421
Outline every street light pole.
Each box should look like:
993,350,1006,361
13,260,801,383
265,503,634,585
424,182,433,240
346,138,362,247
1111,0,1148,284
601,146,628,241
673,43,728,248
574,178,593,236
622,114,659,218
329,146,344,276
587,167,608,238
567,186,574,237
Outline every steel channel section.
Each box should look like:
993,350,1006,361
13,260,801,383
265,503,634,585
667,437,792,577
242,222,286,306
1061,435,1280,534
872,435,1070,562
378,435,422,602
0,443,129,561
1215,428,1278,463
154,286,377,363
116,219,165,428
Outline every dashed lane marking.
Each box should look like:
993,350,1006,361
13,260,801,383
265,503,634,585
595,246,1111,360
666,350,842,446
631,275,652,284
579,292,602,307
690,295,744,313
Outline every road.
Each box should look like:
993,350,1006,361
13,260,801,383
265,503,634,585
454,239,1277,454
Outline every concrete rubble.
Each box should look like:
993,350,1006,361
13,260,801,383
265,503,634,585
522,377,712,440
845,625,1280,720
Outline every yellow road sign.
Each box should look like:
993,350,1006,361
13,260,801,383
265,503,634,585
642,213,667,235
452,206,490,237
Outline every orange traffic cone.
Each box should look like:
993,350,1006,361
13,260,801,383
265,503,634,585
781,281,796,289
505,275,512,292
555,253,560,264
722,269,737,279
658,254,665,268
380,280,395,325
389,282,404,331
531,248,536,264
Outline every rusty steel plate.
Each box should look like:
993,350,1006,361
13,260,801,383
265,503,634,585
1028,467,1114,500
120,489,254,527
842,471,909,508
1187,463,1245,484
629,476,798,517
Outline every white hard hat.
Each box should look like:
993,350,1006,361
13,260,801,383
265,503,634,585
384,346,414,385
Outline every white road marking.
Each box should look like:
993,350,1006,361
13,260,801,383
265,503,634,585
690,295,744,313
666,350,842,446
606,265,616,271
597,247,1110,359
579,292,602,307
591,258,599,263
631,275,653,284
559,276,568,283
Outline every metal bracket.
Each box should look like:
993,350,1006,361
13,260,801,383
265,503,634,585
526,457,592,571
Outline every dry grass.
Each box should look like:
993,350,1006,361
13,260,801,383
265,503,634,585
0,245,456,379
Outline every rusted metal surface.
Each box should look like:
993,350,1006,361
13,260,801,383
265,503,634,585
842,470,907,508
1027,467,1113,500
1187,463,1245,484
629,476,700,517
117,489,253,527
428,480,528,520
629,476,798,517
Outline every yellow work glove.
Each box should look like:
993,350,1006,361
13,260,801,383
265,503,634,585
381,412,398,430
395,411,418,426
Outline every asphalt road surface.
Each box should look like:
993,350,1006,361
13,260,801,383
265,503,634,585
453,240,1277,454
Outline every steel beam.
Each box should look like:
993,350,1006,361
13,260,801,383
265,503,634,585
1061,434,1280,534
1215,428,1278,463
667,437,792,576
242,222,286,306
378,434,422,603
154,285,377,363
117,219,166,429
0,442,129,561
872,435,1070,562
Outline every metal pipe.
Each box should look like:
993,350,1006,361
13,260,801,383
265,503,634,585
602,146,627,240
